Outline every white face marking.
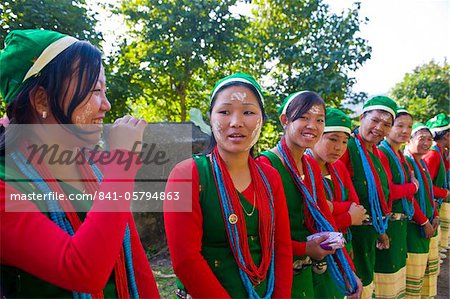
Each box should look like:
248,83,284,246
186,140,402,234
74,103,93,124
248,117,262,149
308,105,321,115
380,112,391,122
212,120,223,141
230,92,247,102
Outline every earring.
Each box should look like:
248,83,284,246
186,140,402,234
42,111,47,119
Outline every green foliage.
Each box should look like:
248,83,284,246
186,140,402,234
249,0,371,110
0,0,101,46
390,60,450,122
107,0,370,124
107,0,248,122
254,120,281,152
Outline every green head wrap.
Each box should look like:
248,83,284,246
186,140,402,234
210,72,264,106
324,107,352,135
426,113,450,136
362,95,398,121
0,29,78,104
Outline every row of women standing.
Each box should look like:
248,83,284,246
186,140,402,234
1,29,448,298
164,71,450,299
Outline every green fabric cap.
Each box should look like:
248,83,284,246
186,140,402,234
362,95,398,120
396,107,410,116
411,122,430,136
277,90,309,116
324,107,352,135
210,72,264,106
426,113,450,135
0,29,78,104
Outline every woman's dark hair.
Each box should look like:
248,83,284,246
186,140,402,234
204,81,267,155
433,128,449,141
1,41,102,151
284,91,325,123
395,111,413,121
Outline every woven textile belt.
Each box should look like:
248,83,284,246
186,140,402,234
362,215,388,226
293,257,327,274
389,212,408,221
293,256,313,272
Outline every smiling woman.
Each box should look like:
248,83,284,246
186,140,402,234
257,92,362,298
0,29,160,298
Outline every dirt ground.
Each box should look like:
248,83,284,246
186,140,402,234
149,246,450,298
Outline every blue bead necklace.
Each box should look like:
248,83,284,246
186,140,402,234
354,136,389,234
379,140,414,219
277,140,357,295
211,151,275,299
405,152,435,225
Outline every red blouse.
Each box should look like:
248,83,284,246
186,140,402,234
0,150,160,297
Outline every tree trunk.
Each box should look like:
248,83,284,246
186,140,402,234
177,84,187,122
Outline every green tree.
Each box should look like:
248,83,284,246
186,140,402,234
108,0,249,122
249,0,371,110
390,60,449,122
0,0,101,46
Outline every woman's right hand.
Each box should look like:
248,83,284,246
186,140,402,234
410,171,420,193
423,220,434,239
305,234,335,261
349,202,367,226
108,115,147,152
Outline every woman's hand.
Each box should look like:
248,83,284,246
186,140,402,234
305,234,335,261
410,171,419,193
109,115,147,152
376,233,390,250
431,217,439,231
347,272,363,299
349,202,367,226
422,220,434,239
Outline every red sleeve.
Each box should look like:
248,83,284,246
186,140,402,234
257,162,293,298
164,159,230,298
378,150,417,203
333,211,352,232
332,201,352,215
292,241,307,256
433,185,448,198
331,162,355,231
411,197,428,225
423,150,441,181
256,155,308,257
1,151,145,293
128,215,160,298
339,148,353,177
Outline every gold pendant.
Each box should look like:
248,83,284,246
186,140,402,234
228,213,238,224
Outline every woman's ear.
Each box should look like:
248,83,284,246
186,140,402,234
279,114,287,129
29,86,49,119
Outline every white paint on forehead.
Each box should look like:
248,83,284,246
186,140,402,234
230,92,247,102
308,105,322,115
379,111,392,122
